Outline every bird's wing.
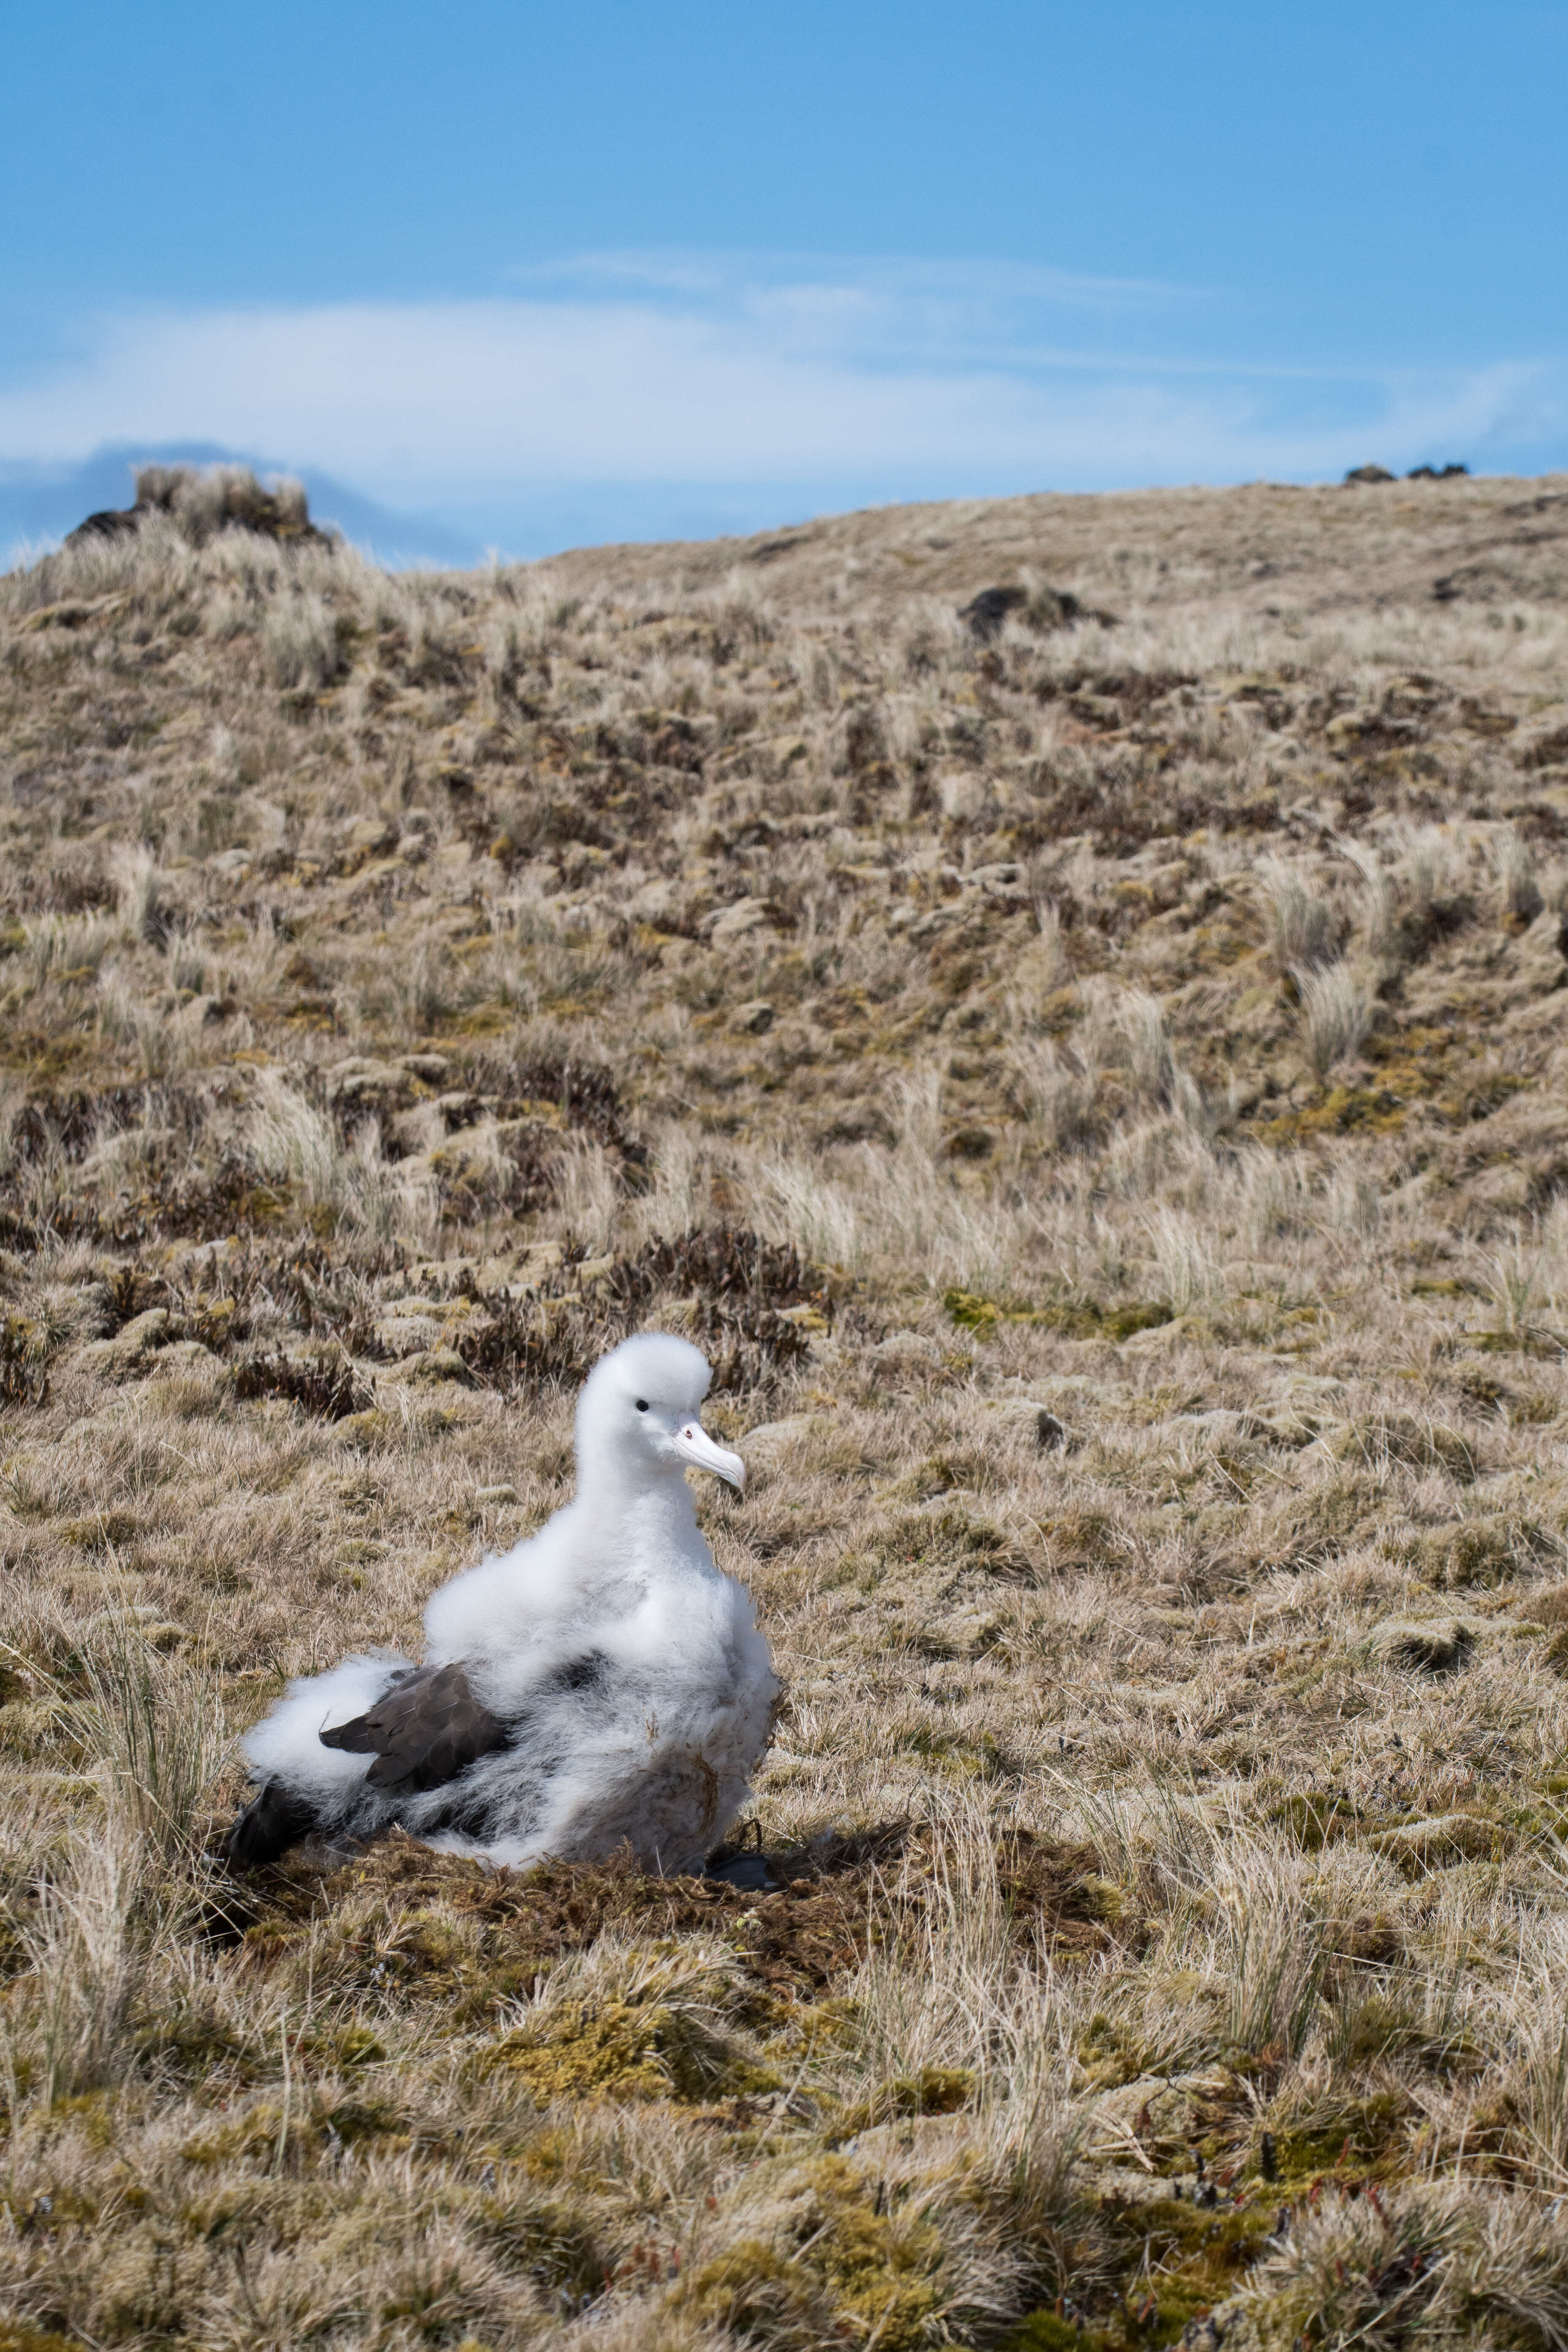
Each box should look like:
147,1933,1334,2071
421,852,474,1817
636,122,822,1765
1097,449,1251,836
318,1660,511,1794
226,1777,320,1868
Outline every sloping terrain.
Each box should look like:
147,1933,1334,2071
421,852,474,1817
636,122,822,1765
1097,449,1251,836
2,467,1568,2349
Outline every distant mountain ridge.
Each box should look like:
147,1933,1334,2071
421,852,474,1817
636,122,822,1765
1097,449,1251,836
1,452,940,572
0,442,485,571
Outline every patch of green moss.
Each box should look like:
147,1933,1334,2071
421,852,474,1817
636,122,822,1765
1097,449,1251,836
833,2066,975,2136
311,2023,387,2069
1099,2193,1277,2345
804,2154,944,2348
675,2238,817,2340
1104,1300,1178,1339
1009,2192,1277,2352
9,2180,101,2235
1466,1327,1561,1357
486,1998,704,2101
1006,2316,1114,2352
0,2326,82,2352
945,1287,1032,1332
0,1030,97,1078
677,2153,944,2351
1076,2012,1155,2088
481,1981,776,2106
942,1288,1171,1342
1254,1085,1409,1145
1264,2091,1410,2183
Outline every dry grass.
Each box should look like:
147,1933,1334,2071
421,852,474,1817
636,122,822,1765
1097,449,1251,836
2,464,1568,2347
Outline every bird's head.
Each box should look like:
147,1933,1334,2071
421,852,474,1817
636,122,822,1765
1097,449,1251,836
576,1331,746,1495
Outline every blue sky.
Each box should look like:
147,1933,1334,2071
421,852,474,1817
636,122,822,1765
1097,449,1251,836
3,0,1566,560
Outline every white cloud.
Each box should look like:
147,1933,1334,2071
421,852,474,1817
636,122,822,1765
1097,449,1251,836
0,256,1559,515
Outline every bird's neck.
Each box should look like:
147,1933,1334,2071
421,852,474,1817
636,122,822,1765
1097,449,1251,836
580,1462,700,1546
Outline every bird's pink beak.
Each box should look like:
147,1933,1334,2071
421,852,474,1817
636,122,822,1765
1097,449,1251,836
673,1418,746,1491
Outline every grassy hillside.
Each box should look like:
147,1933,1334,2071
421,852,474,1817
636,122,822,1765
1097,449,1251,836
3,465,1568,2349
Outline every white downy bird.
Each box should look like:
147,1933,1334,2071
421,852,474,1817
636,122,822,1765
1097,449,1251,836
227,1332,779,1876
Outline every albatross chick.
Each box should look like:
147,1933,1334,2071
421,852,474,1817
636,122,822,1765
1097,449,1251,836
227,1332,778,1874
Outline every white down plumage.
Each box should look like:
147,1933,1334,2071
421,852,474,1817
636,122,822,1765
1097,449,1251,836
230,1332,779,1875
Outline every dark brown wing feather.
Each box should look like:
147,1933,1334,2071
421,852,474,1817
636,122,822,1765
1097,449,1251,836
318,1661,510,1794
226,1776,320,1868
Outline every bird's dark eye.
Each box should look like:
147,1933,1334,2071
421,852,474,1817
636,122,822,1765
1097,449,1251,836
635,1398,649,1412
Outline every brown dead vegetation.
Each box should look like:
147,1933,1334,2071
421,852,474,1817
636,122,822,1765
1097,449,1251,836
4,466,1568,2348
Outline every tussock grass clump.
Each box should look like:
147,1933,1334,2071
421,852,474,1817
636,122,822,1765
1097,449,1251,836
231,1340,373,1420
4,470,1568,2344
448,1226,832,1394
1296,957,1376,1078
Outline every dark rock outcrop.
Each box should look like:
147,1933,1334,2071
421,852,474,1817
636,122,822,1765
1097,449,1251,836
958,583,1114,642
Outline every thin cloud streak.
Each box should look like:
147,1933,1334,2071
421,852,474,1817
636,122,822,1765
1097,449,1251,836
0,260,1561,528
